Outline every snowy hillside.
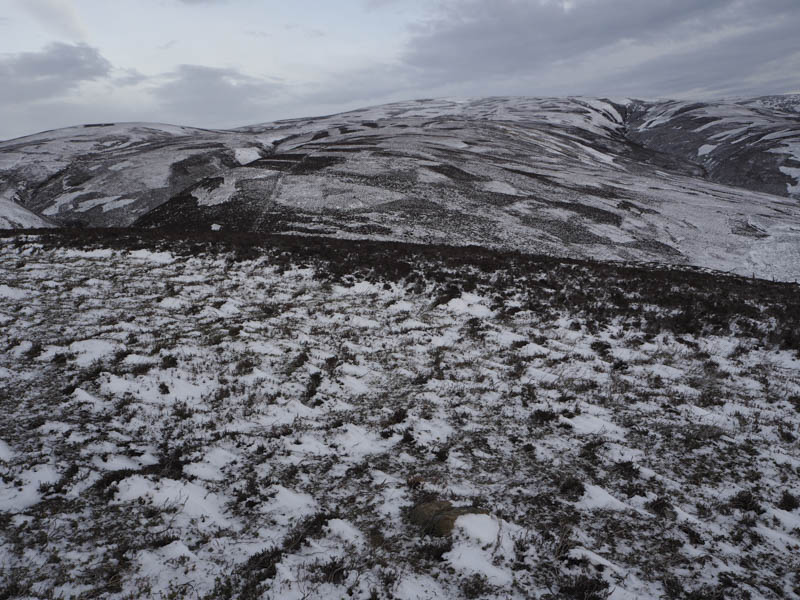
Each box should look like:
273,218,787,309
0,122,258,228
1,97,799,281
744,94,800,114
1,230,799,599
0,195,53,229
627,97,800,199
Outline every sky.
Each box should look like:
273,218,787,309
1,0,798,140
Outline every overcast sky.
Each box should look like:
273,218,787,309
1,0,798,140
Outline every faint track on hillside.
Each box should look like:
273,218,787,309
251,147,313,233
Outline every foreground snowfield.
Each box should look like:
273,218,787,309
1,232,799,599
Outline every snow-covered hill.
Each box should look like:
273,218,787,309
627,96,800,199
1,97,799,281
0,194,52,229
744,93,800,114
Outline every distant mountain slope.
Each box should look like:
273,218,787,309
0,191,53,229
626,96,800,198
744,93,800,114
1,97,799,281
0,122,262,227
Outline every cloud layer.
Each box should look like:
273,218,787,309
0,43,110,104
17,0,87,40
397,0,800,97
1,0,798,139
151,65,281,124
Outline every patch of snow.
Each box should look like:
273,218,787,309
481,180,520,195
0,439,15,461
454,513,499,545
101,197,136,212
265,485,317,525
564,414,625,439
577,484,635,512
779,166,800,195
350,315,379,328
115,476,238,531
159,297,187,310
42,190,86,216
108,160,134,172
0,195,52,229
0,464,59,512
444,293,493,318
445,513,516,586
325,518,366,548
192,177,237,207
128,249,175,264
69,339,120,367
61,248,115,259
75,195,122,212
234,147,262,165
0,284,31,299
394,574,448,600
698,144,718,157
574,142,616,165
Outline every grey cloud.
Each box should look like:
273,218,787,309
291,0,800,118
397,0,800,96
0,62,283,140
303,64,417,107
284,23,326,38
0,45,288,138
363,0,409,10
4,0,799,141
0,43,111,104
594,18,800,99
18,0,87,40
113,68,148,87
151,64,283,126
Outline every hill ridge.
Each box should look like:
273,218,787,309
1,95,799,280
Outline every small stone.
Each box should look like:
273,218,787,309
409,500,487,537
